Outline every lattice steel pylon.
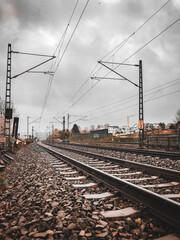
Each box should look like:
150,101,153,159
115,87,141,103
4,43,12,149
92,59,144,148
139,60,144,147
63,116,65,142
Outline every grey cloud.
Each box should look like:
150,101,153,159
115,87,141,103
0,0,180,133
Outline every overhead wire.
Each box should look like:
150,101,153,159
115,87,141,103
60,80,99,116
40,0,90,119
40,1,79,119
54,0,90,74
84,77,180,115
53,0,79,57
100,0,172,61
80,77,180,119
104,17,180,79
56,62,99,116
56,0,173,117
56,29,140,117
88,88,180,121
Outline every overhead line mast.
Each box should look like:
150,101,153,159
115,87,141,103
92,60,144,147
4,43,55,150
4,44,12,149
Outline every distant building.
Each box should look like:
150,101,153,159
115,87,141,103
90,129,109,138
118,124,139,135
108,126,120,135
53,129,60,137
152,123,160,130
144,123,154,131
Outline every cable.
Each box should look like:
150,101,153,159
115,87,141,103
124,18,180,62
53,0,79,56
40,1,79,119
60,80,99,116
104,17,180,79
82,77,180,117
86,77,180,115
57,0,173,116
57,62,99,116
54,0,90,74
88,88,180,121
100,0,172,61
145,89,180,103
40,0,89,119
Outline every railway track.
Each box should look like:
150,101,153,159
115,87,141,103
53,141,180,160
46,142,180,171
38,142,180,232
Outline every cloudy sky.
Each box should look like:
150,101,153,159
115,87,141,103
0,0,180,135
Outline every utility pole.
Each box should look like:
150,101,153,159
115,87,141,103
27,116,30,138
27,116,40,140
67,113,70,133
138,60,144,147
63,116,65,142
4,43,55,147
4,44,12,149
52,124,54,141
92,60,144,147
32,126,34,140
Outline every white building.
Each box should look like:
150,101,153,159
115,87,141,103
108,126,120,136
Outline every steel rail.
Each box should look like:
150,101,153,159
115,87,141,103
38,142,180,231
56,142,180,160
45,143,180,181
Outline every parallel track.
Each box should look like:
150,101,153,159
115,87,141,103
45,142,180,181
54,141,180,159
39,142,180,231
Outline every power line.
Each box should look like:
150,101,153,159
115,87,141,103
55,62,99,117
86,77,180,114
124,18,180,63
88,88,180,121
100,0,172,61
40,1,79,119
40,0,89,119
145,89,180,103
82,78,180,116
53,0,79,57
104,17,180,78
57,0,173,116
60,80,99,116
54,0,90,74
51,0,80,72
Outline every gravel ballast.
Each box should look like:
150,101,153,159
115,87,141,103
0,143,177,239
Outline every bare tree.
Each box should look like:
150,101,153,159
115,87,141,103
82,127,89,133
174,108,180,123
174,108,180,129
90,125,95,131
159,122,165,130
104,123,110,129
72,124,80,134
96,124,101,130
